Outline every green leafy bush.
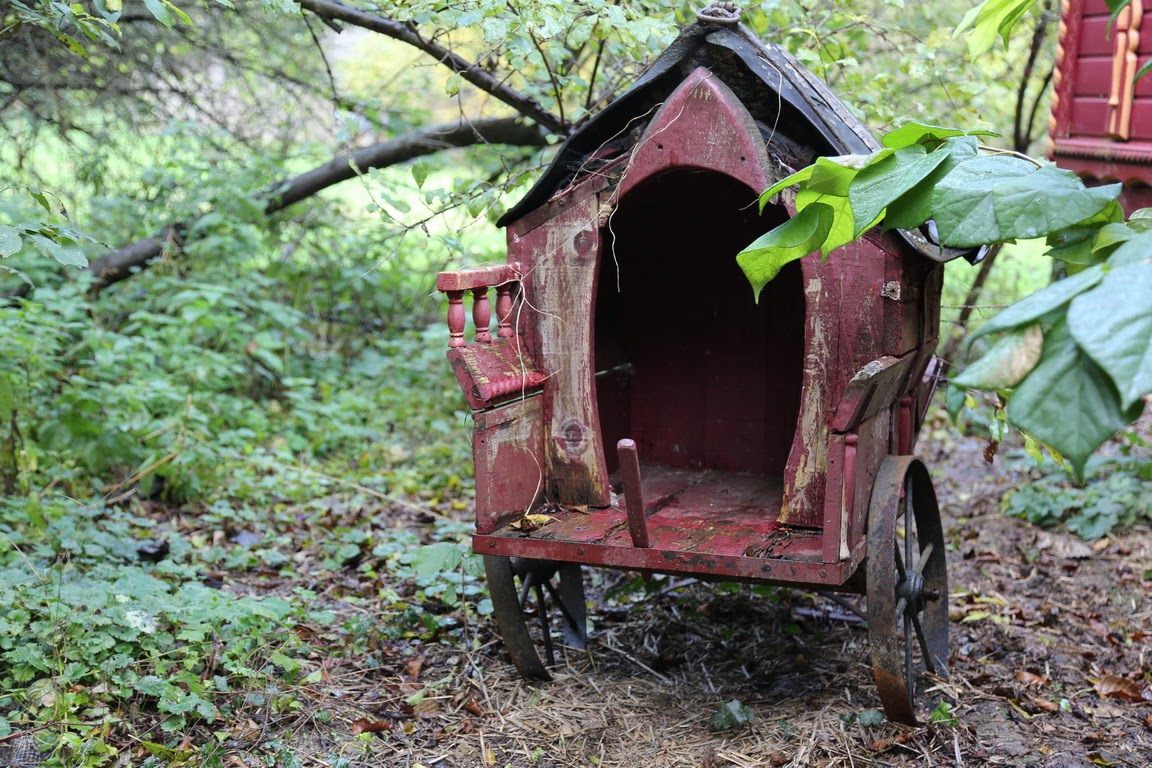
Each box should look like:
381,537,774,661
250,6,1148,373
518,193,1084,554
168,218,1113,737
0,495,328,759
1004,465,1152,539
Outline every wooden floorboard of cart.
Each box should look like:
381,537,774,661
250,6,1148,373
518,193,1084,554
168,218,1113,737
474,465,863,587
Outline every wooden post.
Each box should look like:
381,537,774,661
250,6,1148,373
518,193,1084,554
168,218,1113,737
617,439,650,548
472,287,492,343
446,290,466,348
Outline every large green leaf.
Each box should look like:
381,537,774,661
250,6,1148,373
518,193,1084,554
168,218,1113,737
142,0,176,27
808,154,881,196
0,226,21,258
881,122,997,150
953,323,1043,390
953,0,1038,57
759,166,815,211
1044,200,1125,265
931,160,1120,248
1105,228,1152,268
967,265,1104,346
758,151,886,211
29,235,87,268
1007,320,1143,481
795,189,854,257
883,137,979,232
1067,263,1152,410
737,204,832,301
848,145,949,237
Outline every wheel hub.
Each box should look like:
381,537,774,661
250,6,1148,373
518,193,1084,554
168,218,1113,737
897,571,925,615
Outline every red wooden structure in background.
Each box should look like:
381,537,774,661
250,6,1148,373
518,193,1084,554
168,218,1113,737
1051,0,1152,209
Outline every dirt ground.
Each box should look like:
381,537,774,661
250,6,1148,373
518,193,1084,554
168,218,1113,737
276,429,1152,768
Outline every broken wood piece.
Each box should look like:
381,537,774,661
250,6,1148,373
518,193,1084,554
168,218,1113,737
616,438,650,548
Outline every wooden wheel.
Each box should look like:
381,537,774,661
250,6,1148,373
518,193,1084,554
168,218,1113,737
483,556,587,680
867,456,949,725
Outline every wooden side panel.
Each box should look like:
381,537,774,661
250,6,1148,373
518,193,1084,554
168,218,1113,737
516,194,612,507
848,410,891,555
835,239,887,383
880,239,924,357
829,355,916,433
1077,14,1152,56
472,398,544,534
822,433,846,563
1074,56,1152,97
1071,98,1152,139
781,252,839,527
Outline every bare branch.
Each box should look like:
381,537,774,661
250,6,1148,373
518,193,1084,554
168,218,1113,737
78,117,548,293
296,0,568,136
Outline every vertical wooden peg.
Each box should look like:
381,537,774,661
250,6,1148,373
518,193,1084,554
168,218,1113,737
898,396,913,455
472,287,492,343
446,290,466,348
495,282,515,338
617,438,650,548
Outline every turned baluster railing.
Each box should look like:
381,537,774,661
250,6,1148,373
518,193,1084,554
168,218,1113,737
436,264,521,348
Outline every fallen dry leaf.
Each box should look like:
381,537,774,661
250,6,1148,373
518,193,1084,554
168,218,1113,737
413,698,441,718
351,717,392,735
982,438,999,463
510,513,557,532
463,699,484,716
405,656,424,679
1034,531,1094,559
1094,675,1149,703
1028,696,1059,713
1016,670,1048,688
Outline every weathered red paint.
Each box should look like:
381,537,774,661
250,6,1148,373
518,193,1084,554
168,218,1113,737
471,398,544,534
474,466,865,587
437,21,951,589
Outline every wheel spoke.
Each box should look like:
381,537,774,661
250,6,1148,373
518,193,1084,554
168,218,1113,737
519,571,535,608
894,541,908,581
904,613,914,697
913,542,934,576
542,577,581,638
911,612,937,675
904,478,914,575
534,582,554,666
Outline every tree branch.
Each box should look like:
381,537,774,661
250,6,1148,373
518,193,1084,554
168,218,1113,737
4,117,547,300
1013,0,1053,152
296,0,568,137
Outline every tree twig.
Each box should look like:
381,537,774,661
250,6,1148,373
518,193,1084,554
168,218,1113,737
297,0,567,136
1013,0,1054,152
2,117,548,302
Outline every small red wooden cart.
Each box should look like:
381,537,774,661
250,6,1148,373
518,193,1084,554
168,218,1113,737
437,5,969,724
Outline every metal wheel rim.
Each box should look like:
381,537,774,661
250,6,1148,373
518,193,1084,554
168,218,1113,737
483,555,587,680
867,456,949,725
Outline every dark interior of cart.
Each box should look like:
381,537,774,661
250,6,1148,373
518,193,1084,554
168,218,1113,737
567,169,814,558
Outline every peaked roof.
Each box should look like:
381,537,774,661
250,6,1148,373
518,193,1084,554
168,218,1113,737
498,18,976,263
